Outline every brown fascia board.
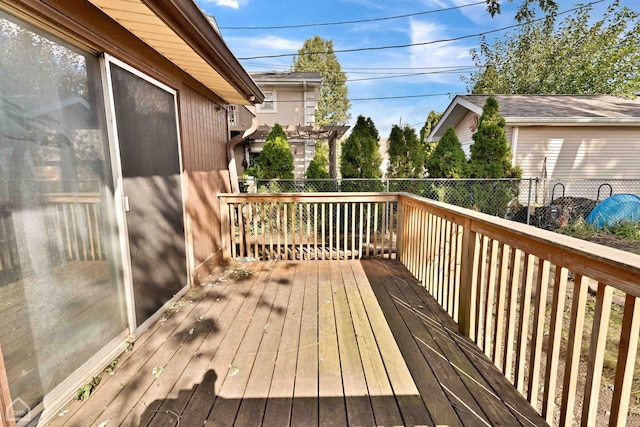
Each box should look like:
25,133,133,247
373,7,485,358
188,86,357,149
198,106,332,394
142,0,263,105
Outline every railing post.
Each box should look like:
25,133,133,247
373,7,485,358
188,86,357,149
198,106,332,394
396,197,404,262
458,217,478,339
219,196,231,261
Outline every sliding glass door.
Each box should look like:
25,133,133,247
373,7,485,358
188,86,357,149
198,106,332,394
0,10,127,419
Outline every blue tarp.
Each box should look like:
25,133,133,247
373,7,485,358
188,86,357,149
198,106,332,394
586,194,640,228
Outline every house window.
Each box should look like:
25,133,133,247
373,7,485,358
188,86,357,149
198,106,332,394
258,90,277,112
228,104,237,126
249,151,261,167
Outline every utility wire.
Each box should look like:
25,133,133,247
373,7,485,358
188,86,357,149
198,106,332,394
217,1,485,30
237,0,605,60
347,69,477,82
351,93,457,101
247,92,456,102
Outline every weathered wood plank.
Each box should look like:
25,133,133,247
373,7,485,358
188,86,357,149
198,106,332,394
318,261,347,427
290,262,319,426
57,272,219,427
261,263,306,426
341,260,404,426
206,265,281,426
350,261,432,426
232,263,295,426
364,261,455,426
176,266,271,427
134,278,239,426
330,260,376,426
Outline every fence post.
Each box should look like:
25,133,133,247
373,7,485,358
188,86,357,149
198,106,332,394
526,178,533,225
458,217,479,339
219,196,231,261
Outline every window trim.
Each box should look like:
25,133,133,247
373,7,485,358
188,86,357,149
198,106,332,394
257,90,277,113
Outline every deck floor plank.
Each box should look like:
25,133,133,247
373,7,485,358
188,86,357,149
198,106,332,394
261,262,306,426
206,263,282,426
55,267,220,427
317,260,348,427
52,259,548,427
349,260,435,426
133,276,239,426
387,262,548,427
290,262,320,426
232,262,296,426
364,260,462,427
340,260,404,426
147,276,245,427
373,259,512,425
330,260,377,427
177,264,272,427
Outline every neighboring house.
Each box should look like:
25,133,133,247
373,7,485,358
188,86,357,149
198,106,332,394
429,95,640,199
0,0,261,424
230,72,349,180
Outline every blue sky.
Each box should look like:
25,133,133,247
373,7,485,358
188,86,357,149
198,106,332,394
195,0,637,137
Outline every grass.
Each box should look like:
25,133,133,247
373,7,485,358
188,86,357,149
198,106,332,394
552,219,640,416
556,218,640,256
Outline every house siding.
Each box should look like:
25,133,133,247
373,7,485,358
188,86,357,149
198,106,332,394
256,86,315,127
179,85,230,283
516,126,640,180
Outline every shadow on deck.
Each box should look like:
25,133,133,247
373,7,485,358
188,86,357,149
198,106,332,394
48,260,547,427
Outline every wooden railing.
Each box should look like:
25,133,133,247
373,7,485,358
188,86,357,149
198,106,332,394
219,193,397,261
45,193,105,262
220,192,640,426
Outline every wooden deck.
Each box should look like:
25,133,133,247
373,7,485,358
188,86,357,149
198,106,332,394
49,260,547,427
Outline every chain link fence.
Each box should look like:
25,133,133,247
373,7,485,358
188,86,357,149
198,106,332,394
238,177,640,229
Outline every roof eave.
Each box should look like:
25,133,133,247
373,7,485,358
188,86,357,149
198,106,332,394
506,117,640,126
142,0,263,105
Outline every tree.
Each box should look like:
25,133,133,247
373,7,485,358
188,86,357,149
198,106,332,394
305,141,331,192
468,97,520,179
292,36,350,126
468,97,521,216
486,0,557,22
425,127,467,179
419,110,442,146
465,1,640,95
340,115,382,191
265,123,287,142
423,127,470,207
245,124,294,181
305,141,329,179
386,125,423,179
293,36,351,180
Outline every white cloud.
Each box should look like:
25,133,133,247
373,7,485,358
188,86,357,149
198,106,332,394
450,0,489,24
203,0,244,9
407,19,474,83
244,35,301,51
217,0,239,8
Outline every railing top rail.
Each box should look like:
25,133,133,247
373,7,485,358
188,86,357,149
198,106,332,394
219,192,399,203
397,192,640,296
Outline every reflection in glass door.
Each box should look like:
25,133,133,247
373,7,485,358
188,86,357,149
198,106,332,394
0,11,127,420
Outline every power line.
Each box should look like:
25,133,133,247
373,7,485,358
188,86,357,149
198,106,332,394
237,0,605,60
217,1,485,30
347,69,477,82
351,93,457,101
246,93,456,102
